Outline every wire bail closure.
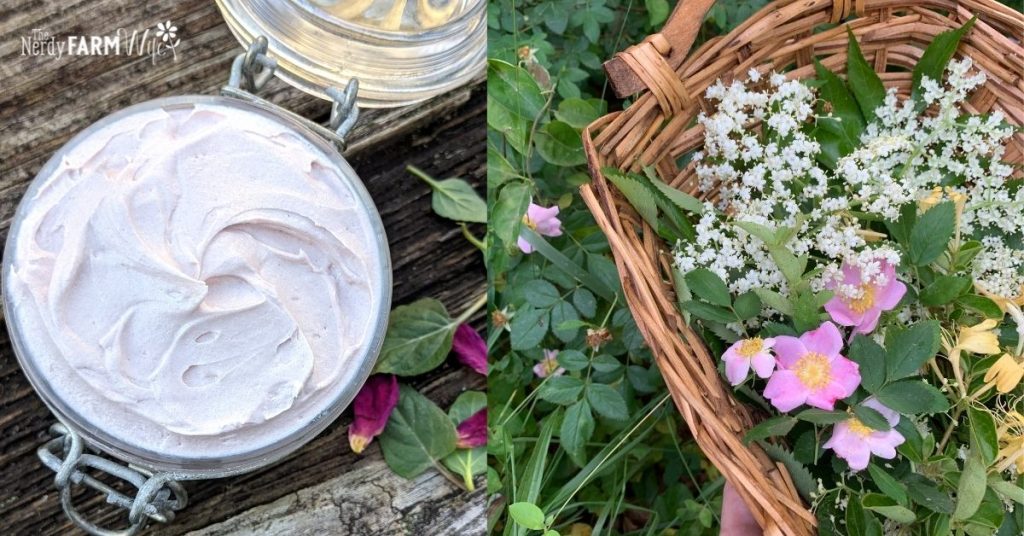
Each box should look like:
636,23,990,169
37,423,189,536
222,35,361,152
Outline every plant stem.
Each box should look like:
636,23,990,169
460,223,486,252
454,294,488,326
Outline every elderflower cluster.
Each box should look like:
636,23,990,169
974,237,1024,299
841,59,1020,234
674,59,1023,322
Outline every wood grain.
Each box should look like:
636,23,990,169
0,1,486,534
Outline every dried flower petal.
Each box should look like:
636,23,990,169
452,324,487,375
455,408,487,448
348,374,399,454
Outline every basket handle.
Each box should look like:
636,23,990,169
604,0,717,97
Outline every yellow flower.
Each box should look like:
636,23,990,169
985,354,1024,393
997,410,1024,474
919,186,967,219
955,319,1003,355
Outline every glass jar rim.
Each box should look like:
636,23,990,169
292,0,486,42
2,94,392,478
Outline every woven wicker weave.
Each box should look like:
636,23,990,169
580,1,1024,534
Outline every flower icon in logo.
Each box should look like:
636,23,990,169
155,21,177,43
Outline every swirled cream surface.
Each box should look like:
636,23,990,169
6,100,387,460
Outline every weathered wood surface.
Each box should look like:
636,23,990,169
0,1,487,534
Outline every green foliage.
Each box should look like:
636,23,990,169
487,1,730,533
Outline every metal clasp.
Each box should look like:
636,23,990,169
221,36,360,152
38,423,189,536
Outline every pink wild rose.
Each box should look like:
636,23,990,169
763,322,861,412
348,374,400,454
534,349,565,378
722,337,776,386
517,203,563,254
452,324,487,375
825,260,907,334
823,398,905,471
455,408,487,448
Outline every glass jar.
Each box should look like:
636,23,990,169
214,0,486,107
3,40,392,534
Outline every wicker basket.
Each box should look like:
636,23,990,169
580,1,1024,534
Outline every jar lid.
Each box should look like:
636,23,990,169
215,0,486,107
3,95,391,477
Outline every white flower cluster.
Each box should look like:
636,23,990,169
974,236,1024,299
841,59,1020,235
674,59,1023,319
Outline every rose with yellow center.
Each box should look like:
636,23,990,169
825,259,907,335
823,398,905,471
722,336,776,386
763,321,861,412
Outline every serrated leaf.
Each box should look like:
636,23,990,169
733,291,763,320
762,443,816,502
604,169,659,228
876,380,949,414
379,385,458,478
920,275,973,306
510,306,549,350
684,268,732,307
854,405,892,431
561,400,595,466
863,493,916,523
681,300,736,324
572,288,597,318
743,415,797,444
887,321,942,380
586,383,628,420
523,279,561,308
904,474,954,514
846,27,886,119
868,464,908,505
912,18,977,109
491,179,532,247
754,288,795,316
535,120,586,166
375,299,456,376
967,405,997,465
848,335,886,393
796,408,850,424
538,376,584,405
909,202,955,266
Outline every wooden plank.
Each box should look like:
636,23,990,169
0,0,487,534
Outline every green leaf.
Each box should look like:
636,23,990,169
868,464,909,505
912,18,976,108
989,478,1024,505
554,98,604,129
854,405,892,431
904,474,955,514
846,497,883,536
957,294,1004,319
684,268,732,307
523,279,561,308
909,202,956,266
375,299,456,376
814,58,865,143
508,502,546,530
762,443,816,502
510,306,549,350
876,380,949,414
754,288,795,316
733,291,763,320
887,320,942,380
968,406,998,465
491,179,532,247
734,220,779,245
535,120,586,166
488,59,546,120
572,288,597,318
920,275,973,306
442,446,486,489
410,167,486,223
551,301,580,343
743,415,797,444
586,383,629,420
645,169,704,214
561,400,595,466
556,349,589,371
379,385,458,478
796,408,850,424
604,168,659,228
953,447,987,520
863,493,917,523
538,376,584,405
645,0,670,26
848,335,887,393
681,300,736,324
886,203,918,247
846,27,887,119
447,391,487,425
